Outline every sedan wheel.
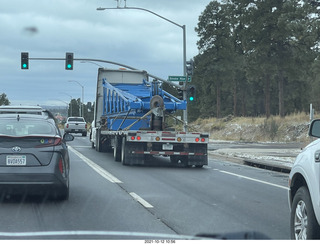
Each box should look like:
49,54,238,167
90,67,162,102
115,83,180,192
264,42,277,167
293,200,308,240
291,186,320,239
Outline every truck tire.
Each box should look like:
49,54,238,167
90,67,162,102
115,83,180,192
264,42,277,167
290,186,320,239
95,130,102,152
170,155,179,164
121,137,130,165
96,130,112,153
121,138,144,165
114,136,121,162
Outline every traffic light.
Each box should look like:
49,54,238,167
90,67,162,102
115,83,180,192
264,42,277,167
21,52,29,69
187,85,196,102
65,52,74,70
186,59,194,76
177,88,183,100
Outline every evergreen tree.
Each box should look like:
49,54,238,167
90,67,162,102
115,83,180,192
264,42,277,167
192,0,320,119
0,93,10,106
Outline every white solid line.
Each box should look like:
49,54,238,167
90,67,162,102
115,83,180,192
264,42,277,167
129,192,154,208
218,169,289,190
69,146,122,184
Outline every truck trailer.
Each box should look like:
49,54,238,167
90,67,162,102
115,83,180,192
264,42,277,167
90,68,208,167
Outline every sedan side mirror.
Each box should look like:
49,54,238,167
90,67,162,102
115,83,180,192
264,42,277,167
63,133,74,142
309,119,320,138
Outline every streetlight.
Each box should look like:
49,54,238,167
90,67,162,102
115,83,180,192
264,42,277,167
68,80,84,117
97,1,188,131
80,60,104,68
97,5,186,75
61,92,73,116
57,100,69,119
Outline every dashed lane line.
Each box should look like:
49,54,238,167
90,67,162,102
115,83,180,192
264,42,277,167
213,168,289,190
69,146,154,208
129,192,154,208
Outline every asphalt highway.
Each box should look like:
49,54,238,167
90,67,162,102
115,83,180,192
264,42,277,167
0,135,291,239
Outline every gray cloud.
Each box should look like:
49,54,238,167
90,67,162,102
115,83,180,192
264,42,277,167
0,0,211,105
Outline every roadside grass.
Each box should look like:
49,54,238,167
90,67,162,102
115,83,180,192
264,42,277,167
190,112,311,143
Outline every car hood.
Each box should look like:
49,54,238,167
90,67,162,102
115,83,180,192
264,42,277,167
0,230,270,240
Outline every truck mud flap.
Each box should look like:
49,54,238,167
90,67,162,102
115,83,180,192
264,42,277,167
121,138,144,166
187,155,208,167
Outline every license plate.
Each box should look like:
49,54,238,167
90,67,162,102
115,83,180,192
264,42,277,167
6,155,26,166
162,144,173,150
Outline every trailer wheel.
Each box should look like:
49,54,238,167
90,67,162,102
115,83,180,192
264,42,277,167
121,137,129,165
170,155,179,164
195,165,204,168
95,130,102,152
114,136,121,162
180,156,190,167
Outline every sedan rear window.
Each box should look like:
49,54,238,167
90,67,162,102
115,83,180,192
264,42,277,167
0,119,56,136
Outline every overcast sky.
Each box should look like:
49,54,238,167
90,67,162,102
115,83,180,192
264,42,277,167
0,0,211,106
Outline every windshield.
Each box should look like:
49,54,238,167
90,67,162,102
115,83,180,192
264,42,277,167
0,118,57,136
1,0,316,241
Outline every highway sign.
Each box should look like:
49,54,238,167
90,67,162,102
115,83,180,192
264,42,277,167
168,76,186,82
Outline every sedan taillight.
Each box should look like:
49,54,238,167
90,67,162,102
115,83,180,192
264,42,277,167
35,137,62,148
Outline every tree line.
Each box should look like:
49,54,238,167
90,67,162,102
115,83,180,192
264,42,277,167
188,0,320,121
68,98,94,123
0,93,10,106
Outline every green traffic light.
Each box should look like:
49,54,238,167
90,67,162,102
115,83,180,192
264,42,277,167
67,64,72,69
22,63,27,69
189,97,194,101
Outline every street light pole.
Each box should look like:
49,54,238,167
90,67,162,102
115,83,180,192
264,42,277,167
61,92,73,116
97,4,188,131
68,80,84,117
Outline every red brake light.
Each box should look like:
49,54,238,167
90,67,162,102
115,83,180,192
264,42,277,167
195,138,200,142
137,136,141,140
131,136,135,140
201,138,205,142
58,158,64,174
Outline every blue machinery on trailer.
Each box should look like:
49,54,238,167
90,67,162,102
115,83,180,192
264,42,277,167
101,76,186,131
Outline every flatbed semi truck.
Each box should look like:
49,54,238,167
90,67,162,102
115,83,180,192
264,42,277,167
90,68,208,167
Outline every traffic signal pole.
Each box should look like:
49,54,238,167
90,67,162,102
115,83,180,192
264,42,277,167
182,25,188,132
20,54,176,85
22,53,190,130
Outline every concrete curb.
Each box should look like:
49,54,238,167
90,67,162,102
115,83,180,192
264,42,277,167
209,152,292,173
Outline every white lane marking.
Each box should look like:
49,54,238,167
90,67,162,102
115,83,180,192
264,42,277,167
129,192,154,208
69,146,122,184
217,169,289,190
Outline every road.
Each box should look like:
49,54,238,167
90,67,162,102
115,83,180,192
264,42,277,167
0,135,290,239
